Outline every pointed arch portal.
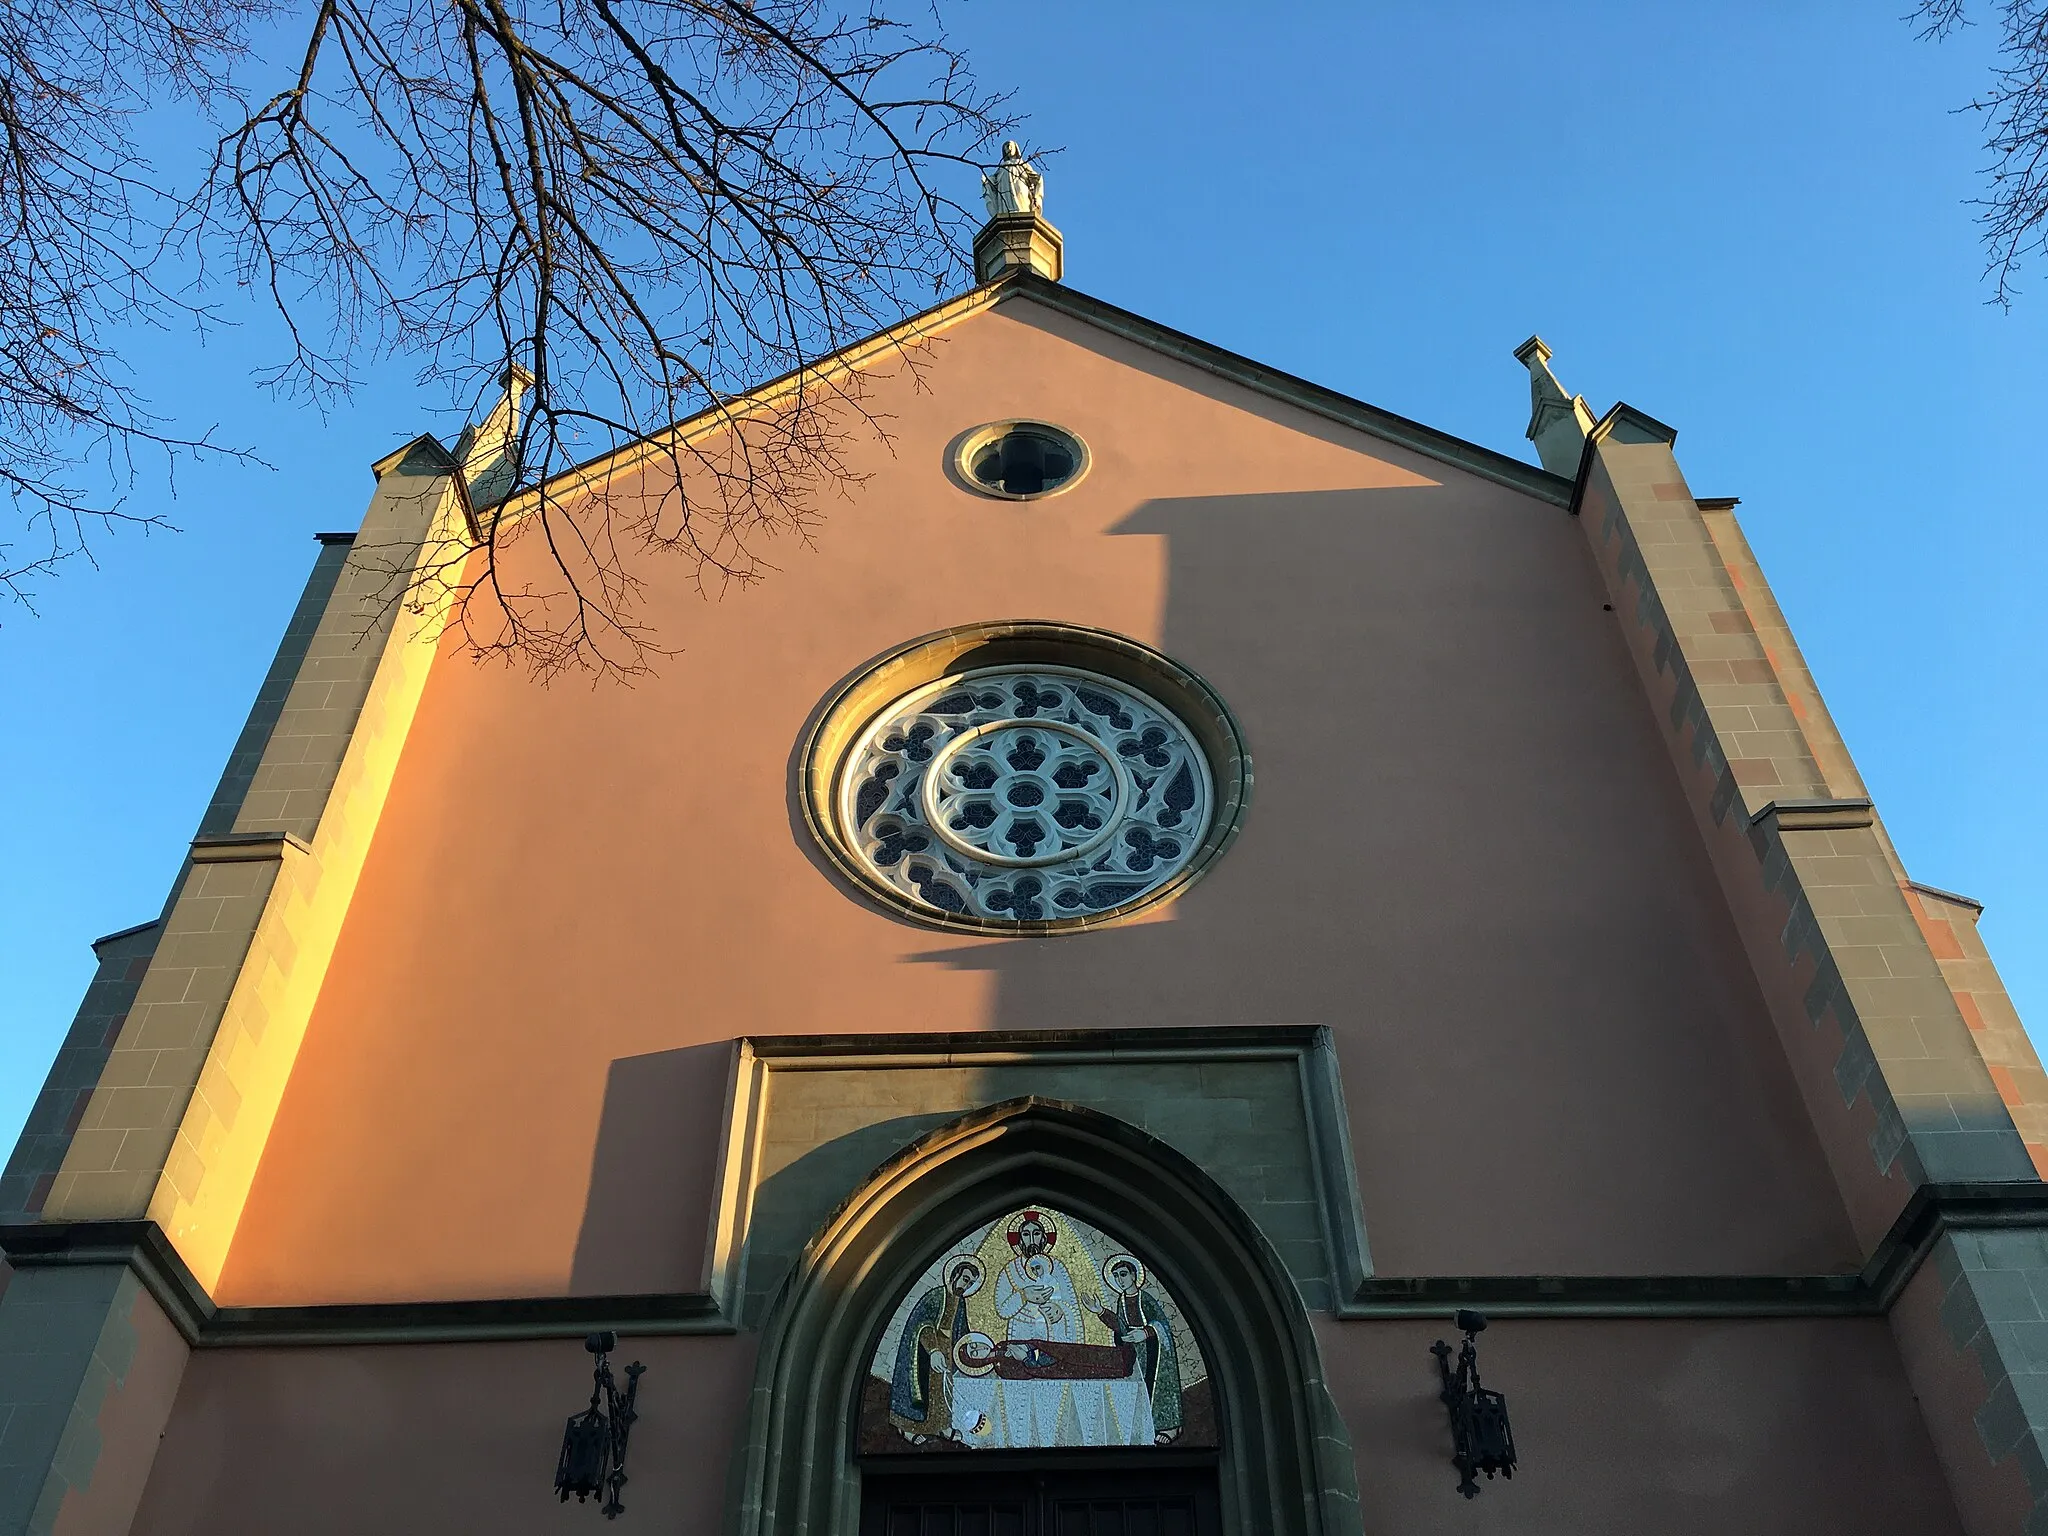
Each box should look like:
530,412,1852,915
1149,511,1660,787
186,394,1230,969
732,1098,1362,1536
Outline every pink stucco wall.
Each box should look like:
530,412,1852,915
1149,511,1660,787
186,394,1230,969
1321,1316,1962,1535
218,296,1855,1307
126,1321,1960,1536
128,292,1954,1531
130,1334,757,1536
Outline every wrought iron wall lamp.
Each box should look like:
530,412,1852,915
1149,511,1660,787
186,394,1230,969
1431,1310,1517,1499
555,1331,645,1518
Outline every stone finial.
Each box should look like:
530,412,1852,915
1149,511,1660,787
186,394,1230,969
1514,335,1597,479
453,364,533,509
974,142,1062,283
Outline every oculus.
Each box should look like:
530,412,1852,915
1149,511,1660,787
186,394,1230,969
803,623,1248,932
859,1204,1216,1453
954,421,1089,499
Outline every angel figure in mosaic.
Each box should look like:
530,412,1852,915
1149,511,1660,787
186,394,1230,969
1098,1254,1184,1444
888,1256,984,1443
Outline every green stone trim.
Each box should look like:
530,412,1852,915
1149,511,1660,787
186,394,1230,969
1748,797,1876,833
1346,1273,1868,1318
0,1220,730,1347
733,1097,1365,1536
5,1185,2044,1345
708,1027,1364,1320
1341,1185,2048,1317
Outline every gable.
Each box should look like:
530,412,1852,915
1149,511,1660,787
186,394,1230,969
209,280,1838,1310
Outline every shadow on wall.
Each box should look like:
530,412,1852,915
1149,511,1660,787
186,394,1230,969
733,1110,965,1324
570,1041,731,1295
574,484,1857,1297
888,488,1854,1281
562,482,1938,1534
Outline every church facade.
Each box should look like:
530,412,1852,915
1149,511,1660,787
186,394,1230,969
4,157,2047,1535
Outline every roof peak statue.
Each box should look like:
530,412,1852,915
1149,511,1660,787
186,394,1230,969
973,142,1062,283
982,142,1045,219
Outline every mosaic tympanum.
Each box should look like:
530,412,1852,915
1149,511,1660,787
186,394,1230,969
860,1205,1215,1453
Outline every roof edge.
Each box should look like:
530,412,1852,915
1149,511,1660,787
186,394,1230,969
999,272,1571,506
485,268,1572,522
484,281,1015,521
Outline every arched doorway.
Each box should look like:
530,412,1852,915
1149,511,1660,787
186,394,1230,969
857,1199,1221,1533
858,1460,1221,1536
731,1098,1361,1536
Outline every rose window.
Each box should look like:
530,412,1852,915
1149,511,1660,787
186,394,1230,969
837,668,1214,922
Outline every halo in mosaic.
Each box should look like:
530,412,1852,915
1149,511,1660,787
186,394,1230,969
858,1204,1216,1453
836,667,1214,923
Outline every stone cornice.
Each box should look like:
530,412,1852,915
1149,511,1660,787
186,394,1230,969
1341,1184,2048,1318
89,919,162,959
10,1185,2044,1342
1909,879,1986,915
1749,796,1878,834
0,1219,729,1346
1566,400,1682,516
188,830,313,864
744,1024,1328,1064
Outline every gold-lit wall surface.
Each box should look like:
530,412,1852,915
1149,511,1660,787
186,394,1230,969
10,286,2025,1536
216,296,1854,1309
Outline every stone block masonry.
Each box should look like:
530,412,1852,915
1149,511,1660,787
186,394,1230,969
1576,408,2047,1535
1697,500,2048,1182
712,1030,1369,1328
1910,884,2048,1178
0,1267,186,1536
43,439,473,1290
0,424,489,1536
0,536,362,1232
0,927,161,1226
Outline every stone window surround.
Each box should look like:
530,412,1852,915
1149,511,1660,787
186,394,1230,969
948,419,1091,501
708,1025,1374,1326
832,665,1217,925
800,621,1253,937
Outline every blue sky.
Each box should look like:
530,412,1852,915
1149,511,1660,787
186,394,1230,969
3,2,2042,1149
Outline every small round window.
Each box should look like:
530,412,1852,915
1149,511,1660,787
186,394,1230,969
955,421,1089,500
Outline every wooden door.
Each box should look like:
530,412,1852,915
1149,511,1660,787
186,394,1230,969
859,1464,1221,1536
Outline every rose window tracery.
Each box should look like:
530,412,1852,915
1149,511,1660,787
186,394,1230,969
837,668,1214,923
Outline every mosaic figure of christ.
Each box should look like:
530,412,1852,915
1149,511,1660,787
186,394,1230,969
868,1207,1209,1452
993,1210,1081,1342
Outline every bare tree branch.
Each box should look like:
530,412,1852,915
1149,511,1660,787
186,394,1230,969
0,0,269,610
1914,0,2048,304
201,0,1014,677
0,0,1013,662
